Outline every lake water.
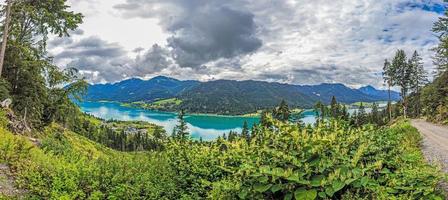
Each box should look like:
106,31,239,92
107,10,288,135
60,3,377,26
78,101,262,140
78,101,370,140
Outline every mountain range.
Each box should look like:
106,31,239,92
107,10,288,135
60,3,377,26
84,76,400,114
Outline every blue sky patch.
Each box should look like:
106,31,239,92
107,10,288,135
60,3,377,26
398,1,445,14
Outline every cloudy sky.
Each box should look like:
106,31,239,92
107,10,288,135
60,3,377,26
48,0,445,88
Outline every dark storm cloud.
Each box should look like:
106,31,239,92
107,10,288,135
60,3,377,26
133,44,172,73
51,36,131,82
55,36,126,59
114,0,262,68
52,36,175,82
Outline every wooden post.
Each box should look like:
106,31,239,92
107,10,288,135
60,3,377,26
0,0,12,77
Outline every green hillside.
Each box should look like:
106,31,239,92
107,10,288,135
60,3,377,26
178,80,315,115
0,110,444,199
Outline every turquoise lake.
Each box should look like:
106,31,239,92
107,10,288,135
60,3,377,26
78,101,260,140
77,101,374,140
78,101,319,140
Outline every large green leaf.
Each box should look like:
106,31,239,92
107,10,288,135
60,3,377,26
361,176,369,186
318,191,327,198
294,188,317,200
258,176,269,183
238,190,248,199
271,184,283,193
332,180,345,192
272,167,285,176
325,187,335,197
287,175,309,184
310,175,324,187
284,193,293,200
254,183,272,193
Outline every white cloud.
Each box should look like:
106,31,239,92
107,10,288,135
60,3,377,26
49,0,444,88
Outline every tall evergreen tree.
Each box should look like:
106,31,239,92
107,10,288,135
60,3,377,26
432,9,448,75
174,110,189,141
357,103,367,126
272,100,290,122
330,96,340,118
382,59,393,120
241,120,250,142
390,49,413,118
341,105,349,121
370,102,380,124
408,51,428,117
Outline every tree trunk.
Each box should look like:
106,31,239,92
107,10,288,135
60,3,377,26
388,83,392,120
416,82,420,117
0,0,12,77
401,88,407,119
403,94,407,119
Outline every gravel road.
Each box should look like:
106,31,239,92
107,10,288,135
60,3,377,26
411,119,448,172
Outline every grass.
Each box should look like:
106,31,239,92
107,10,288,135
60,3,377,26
152,98,182,106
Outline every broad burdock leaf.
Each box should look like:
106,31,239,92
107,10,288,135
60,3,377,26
253,183,272,193
294,188,317,200
310,175,324,187
332,180,345,192
271,184,283,193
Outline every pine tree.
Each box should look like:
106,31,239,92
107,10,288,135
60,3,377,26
174,110,189,141
273,100,290,122
433,10,448,75
371,102,379,124
408,51,428,117
357,103,367,125
383,59,393,120
241,120,250,142
330,96,340,118
390,49,413,118
341,105,349,121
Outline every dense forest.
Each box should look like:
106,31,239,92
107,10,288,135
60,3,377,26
85,76,400,115
0,0,447,199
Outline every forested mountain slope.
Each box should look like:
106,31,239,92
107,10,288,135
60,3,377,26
85,76,199,102
178,80,315,114
84,76,400,114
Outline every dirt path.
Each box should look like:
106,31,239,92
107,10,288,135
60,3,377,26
0,164,24,198
411,119,448,173
411,119,448,196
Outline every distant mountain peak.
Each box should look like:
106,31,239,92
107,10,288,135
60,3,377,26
359,85,376,90
358,85,401,101
151,75,174,80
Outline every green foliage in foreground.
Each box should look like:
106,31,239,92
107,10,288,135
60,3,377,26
0,116,444,199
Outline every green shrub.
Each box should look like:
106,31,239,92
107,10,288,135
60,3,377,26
0,118,444,199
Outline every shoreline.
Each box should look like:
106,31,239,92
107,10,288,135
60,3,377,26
79,100,262,118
